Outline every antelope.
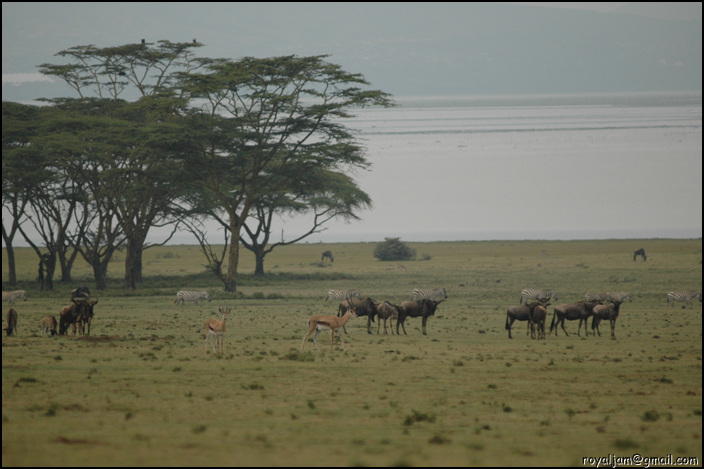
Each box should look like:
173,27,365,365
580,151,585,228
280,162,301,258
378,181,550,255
40,316,58,337
204,307,229,355
301,308,357,352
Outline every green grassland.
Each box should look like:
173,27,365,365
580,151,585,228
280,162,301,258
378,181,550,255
2,239,702,467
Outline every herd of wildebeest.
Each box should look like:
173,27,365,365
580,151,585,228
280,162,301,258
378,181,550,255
2,247,702,353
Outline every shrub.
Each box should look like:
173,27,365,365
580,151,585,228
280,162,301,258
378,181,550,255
373,237,416,261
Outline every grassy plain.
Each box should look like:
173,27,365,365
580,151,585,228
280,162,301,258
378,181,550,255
2,239,702,467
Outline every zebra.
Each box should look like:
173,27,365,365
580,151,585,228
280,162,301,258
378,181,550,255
585,292,609,303
607,292,632,303
2,290,27,305
324,289,361,303
666,290,702,308
173,290,212,306
519,288,557,305
411,287,448,301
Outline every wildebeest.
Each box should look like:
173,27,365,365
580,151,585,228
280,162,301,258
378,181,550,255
633,248,647,262
505,299,548,339
592,300,623,338
321,250,334,263
530,303,549,340
59,298,98,335
375,301,400,335
70,286,91,301
549,301,601,337
396,299,442,335
4,308,18,336
40,316,58,337
338,297,378,334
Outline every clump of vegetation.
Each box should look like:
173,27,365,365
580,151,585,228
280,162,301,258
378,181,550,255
373,237,416,261
403,410,436,426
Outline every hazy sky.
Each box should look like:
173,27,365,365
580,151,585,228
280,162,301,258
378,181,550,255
2,3,702,245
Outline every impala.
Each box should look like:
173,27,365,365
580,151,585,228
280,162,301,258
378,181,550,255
301,308,357,352
204,307,229,355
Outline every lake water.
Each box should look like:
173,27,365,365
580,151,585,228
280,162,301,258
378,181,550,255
161,92,702,245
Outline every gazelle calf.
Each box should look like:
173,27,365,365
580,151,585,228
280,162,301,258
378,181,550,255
301,308,357,352
204,307,229,355
40,316,58,337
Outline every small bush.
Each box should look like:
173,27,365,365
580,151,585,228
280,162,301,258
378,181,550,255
373,237,416,261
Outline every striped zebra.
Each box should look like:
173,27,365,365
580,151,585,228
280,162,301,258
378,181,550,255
173,290,212,306
607,292,632,303
324,289,362,303
2,290,27,305
411,287,448,301
520,288,557,305
585,292,609,303
666,290,702,308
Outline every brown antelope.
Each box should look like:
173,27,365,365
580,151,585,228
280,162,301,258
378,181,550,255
204,307,229,355
40,316,58,337
301,308,357,352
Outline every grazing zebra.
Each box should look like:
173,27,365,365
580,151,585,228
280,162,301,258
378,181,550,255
411,288,448,301
633,248,647,262
324,289,361,303
173,290,212,306
585,292,609,303
666,290,702,308
2,290,27,305
520,288,557,305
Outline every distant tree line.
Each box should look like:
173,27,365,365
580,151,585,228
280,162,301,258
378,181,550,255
2,40,393,292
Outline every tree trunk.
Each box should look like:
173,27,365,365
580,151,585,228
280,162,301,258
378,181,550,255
225,218,244,293
124,238,145,289
254,247,266,276
92,261,109,290
3,242,17,285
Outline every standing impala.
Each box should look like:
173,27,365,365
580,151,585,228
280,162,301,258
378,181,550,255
204,307,229,355
301,308,357,352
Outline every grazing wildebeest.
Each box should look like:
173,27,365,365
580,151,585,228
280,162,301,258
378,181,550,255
40,316,58,336
633,248,647,262
549,301,601,337
376,301,400,335
592,300,623,338
5,308,19,336
396,299,442,336
321,250,334,263
505,299,548,339
338,297,378,334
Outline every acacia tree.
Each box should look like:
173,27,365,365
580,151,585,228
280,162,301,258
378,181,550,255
185,55,393,292
38,41,203,288
241,170,372,276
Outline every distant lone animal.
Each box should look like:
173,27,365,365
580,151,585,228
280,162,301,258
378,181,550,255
4,309,18,336
633,248,647,262
302,308,357,352
174,290,211,306
40,316,58,337
321,250,334,263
